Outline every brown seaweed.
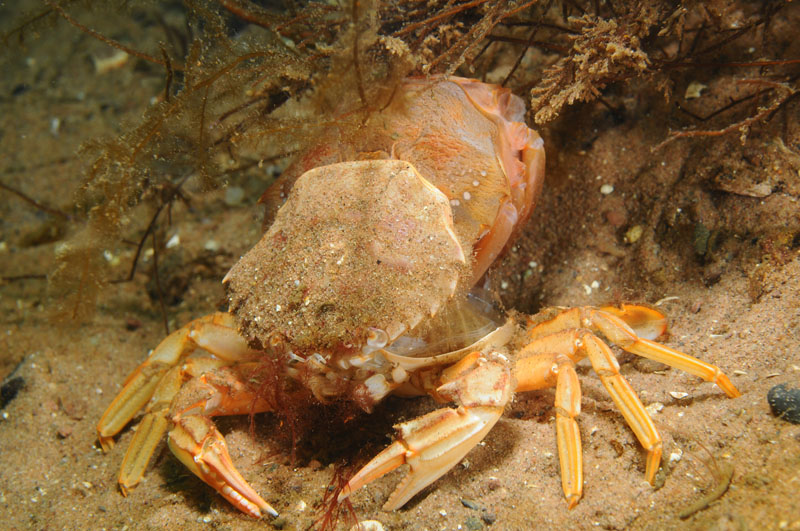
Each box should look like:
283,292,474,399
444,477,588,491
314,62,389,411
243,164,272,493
1,1,796,321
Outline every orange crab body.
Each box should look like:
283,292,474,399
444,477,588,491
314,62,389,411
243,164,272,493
97,77,739,519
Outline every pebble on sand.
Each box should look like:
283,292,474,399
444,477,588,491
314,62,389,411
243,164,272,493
767,383,800,424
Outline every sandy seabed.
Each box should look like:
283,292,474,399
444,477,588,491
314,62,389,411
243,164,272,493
1,3,799,530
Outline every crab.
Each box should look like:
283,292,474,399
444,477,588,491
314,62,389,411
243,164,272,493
97,77,741,519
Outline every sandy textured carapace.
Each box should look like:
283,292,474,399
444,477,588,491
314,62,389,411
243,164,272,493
224,159,467,351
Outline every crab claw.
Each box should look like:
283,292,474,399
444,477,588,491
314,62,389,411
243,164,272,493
339,405,504,510
340,356,512,510
168,415,277,519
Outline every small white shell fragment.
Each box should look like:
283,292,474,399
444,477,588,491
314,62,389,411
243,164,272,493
166,234,180,249
685,81,708,99
350,521,386,531
295,499,307,512
103,250,115,262
669,391,689,400
646,402,665,415
733,369,748,376
93,49,129,74
204,239,220,252
600,184,614,195
669,448,683,465
493,352,509,363
654,295,680,306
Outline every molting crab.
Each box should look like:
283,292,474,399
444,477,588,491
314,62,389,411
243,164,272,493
97,77,741,518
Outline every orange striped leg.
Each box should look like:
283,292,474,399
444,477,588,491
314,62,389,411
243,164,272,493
555,359,582,508
514,352,583,507
526,305,741,398
581,333,662,483
98,312,259,450
516,328,661,486
96,313,266,512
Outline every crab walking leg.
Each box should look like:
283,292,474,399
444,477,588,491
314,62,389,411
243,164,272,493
166,365,277,518
97,312,258,450
517,328,662,484
115,357,241,494
117,364,186,494
527,306,741,398
624,338,740,397
97,313,264,505
512,351,584,507
588,308,741,398
340,355,512,510
554,359,582,508
582,333,663,483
